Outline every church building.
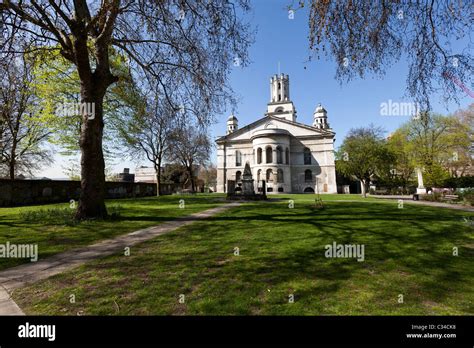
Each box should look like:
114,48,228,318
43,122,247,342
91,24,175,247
216,73,337,194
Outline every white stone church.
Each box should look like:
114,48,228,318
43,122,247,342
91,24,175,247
216,73,337,194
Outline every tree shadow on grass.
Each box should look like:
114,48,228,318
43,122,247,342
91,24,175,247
156,201,474,310
15,199,472,314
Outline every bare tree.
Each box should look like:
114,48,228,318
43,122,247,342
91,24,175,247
0,51,51,179
168,124,211,192
115,86,175,196
303,0,472,110
1,0,252,219
198,163,217,192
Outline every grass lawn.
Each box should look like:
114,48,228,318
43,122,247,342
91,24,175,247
0,194,224,270
12,194,474,315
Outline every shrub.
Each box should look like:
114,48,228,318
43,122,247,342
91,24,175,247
420,192,442,202
443,176,474,189
456,188,474,206
19,207,77,226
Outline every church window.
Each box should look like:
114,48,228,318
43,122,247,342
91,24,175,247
257,148,262,164
257,169,261,182
266,146,273,163
235,151,242,167
285,148,289,164
276,146,283,164
266,169,273,182
305,169,312,182
304,148,311,165
277,169,284,183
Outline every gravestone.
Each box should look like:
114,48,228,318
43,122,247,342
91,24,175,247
226,164,266,200
227,180,235,195
241,162,255,195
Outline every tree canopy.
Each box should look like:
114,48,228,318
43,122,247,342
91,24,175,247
304,0,472,110
1,0,253,219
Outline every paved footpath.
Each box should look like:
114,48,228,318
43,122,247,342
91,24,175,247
371,195,474,212
0,202,239,315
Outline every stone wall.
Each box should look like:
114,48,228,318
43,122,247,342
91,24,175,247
0,179,175,207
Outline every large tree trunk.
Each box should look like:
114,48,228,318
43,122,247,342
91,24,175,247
9,159,15,180
9,153,15,180
75,88,107,220
187,166,195,192
360,179,367,197
155,163,161,196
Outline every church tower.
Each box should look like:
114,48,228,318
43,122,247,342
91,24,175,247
227,114,238,134
266,73,297,122
270,73,290,102
313,103,330,129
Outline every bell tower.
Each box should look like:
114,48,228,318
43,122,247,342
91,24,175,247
270,74,290,102
227,114,238,134
313,103,330,129
266,73,296,122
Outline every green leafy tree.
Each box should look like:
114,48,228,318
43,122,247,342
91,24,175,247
448,104,473,177
31,48,134,158
0,48,51,179
336,125,393,197
387,111,471,188
403,113,464,187
386,130,416,192
2,1,252,219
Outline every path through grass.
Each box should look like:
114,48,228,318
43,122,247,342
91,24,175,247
0,194,224,270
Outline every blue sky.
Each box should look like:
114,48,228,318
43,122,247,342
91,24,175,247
41,0,472,178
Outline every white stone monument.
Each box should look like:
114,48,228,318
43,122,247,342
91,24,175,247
416,167,426,194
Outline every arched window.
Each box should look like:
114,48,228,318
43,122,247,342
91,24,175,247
257,148,262,164
277,169,284,183
266,169,273,182
285,148,289,164
257,169,261,182
236,171,242,182
305,169,312,182
266,146,273,163
304,148,311,165
276,146,283,164
235,150,242,167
